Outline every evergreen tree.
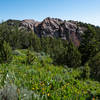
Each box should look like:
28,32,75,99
0,23,12,63
66,41,81,68
41,37,49,53
89,52,100,81
0,41,12,63
30,32,41,52
9,26,21,49
79,25,99,65
0,21,21,49
19,29,31,49
52,39,67,64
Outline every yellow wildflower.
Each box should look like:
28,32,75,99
66,83,69,85
40,82,45,86
42,83,45,86
32,87,35,90
77,91,79,94
47,93,50,96
42,88,45,91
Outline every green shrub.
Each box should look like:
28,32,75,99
66,41,81,68
83,63,90,79
0,41,12,63
0,51,100,100
40,55,53,66
12,50,23,56
89,52,100,81
26,50,36,65
79,25,99,65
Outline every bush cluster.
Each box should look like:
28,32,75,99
0,21,100,81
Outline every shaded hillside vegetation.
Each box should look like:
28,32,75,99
0,18,100,99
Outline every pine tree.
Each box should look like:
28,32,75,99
89,52,100,81
41,37,50,53
0,41,12,63
0,23,12,63
52,38,67,64
79,25,99,65
66,41,81,68
30,32,41,52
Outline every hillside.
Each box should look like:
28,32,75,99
4,17,100,47
0,18,100,100
0,50,100,100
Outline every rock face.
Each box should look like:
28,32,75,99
20,19,40,30
20,17,86,46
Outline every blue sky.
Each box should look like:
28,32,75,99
0,0,100,26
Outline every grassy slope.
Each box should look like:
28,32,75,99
0,49,100,100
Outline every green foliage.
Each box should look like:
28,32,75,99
96,26,100,42
31,33,41,52
0,20,100,98
0,21,21,49
0,41,12,63
12,50,24,56
0,21,100,69
40,37,68,65
50,39,68,65
66,41,81,67
0,50,100,100
89,52,100,81
83,63,90,79
79,25,99,65
40,38,81,67
26,50,36,65
9,26,21,49
38,53,53,66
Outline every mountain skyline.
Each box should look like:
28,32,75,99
0,0,100,26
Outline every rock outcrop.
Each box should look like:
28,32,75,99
19,17,86,46
20,19,40,31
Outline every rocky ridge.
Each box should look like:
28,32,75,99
20,17,86,46
7,17,87,46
